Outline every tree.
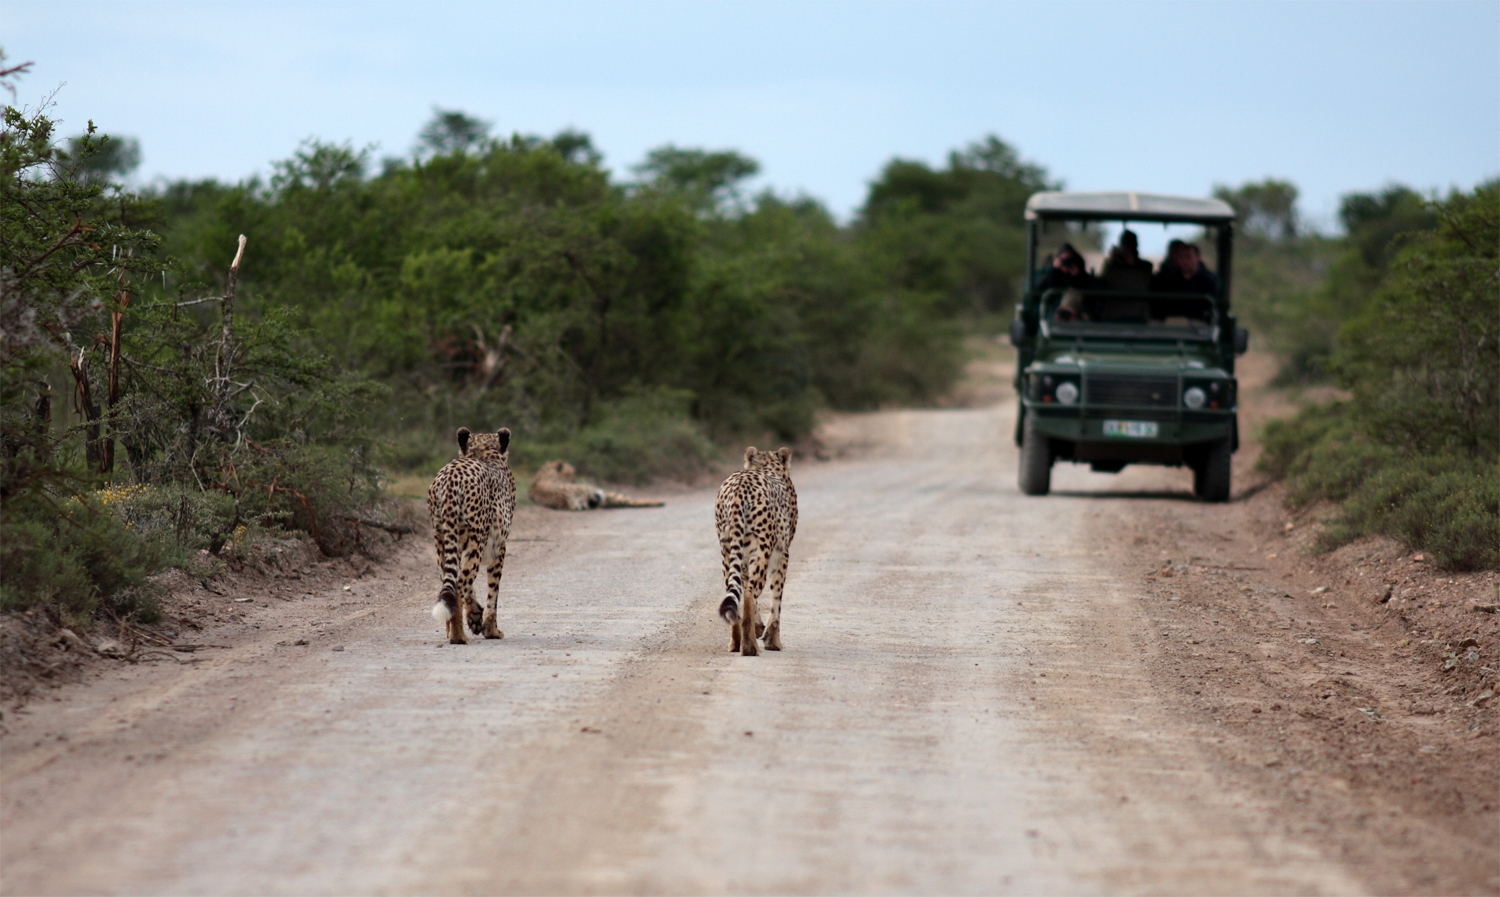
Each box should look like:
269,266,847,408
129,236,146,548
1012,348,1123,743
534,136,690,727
1336,181,1499,459
857,134,1056,314
0,66,179,619
633,145,760,213
1256,182,1498,569
2,107,161,485
1213,178,1299,240
550,129,601,166
64,132,140,184
415,107,492,157
1338,184,1436,270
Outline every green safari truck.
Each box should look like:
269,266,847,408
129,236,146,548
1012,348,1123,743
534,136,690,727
1010,191,1248,501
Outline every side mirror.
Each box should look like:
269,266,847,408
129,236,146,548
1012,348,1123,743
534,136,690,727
1009,318,1028,347
1233,327,1249,355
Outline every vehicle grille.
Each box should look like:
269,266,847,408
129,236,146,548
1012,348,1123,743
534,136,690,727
1085,375,1178,407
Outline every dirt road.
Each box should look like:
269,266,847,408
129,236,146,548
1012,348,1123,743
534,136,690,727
0,398,1461,894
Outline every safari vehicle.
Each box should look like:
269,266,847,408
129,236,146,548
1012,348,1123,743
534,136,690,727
1010,192,1248,501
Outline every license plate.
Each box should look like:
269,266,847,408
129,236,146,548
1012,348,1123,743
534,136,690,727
1103,419,1159,438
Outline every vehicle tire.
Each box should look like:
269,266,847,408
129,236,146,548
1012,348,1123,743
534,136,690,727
1189,448,1206,497
1018,418,1051,496
1199,439,1231,503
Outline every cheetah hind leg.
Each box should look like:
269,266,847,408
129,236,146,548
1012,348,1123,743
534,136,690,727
449,542,481,645
739,583,760,657
481,544,506,640
739,615,759,656
447,611,468,645
761,546,788,651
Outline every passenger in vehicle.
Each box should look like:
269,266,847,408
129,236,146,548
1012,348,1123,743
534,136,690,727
1034,243,1097,292
1150,240,1220,294
1101,229,1152,291
1054,288,1086,322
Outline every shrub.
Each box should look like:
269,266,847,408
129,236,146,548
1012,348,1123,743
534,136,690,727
1327,456,1497,570
93,482,238,550
517,387,718,485
0,495,172,624
1257,184,1498,570
1259,402,1499,571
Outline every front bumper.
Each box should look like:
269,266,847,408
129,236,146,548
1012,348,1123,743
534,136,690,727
1026,403,1235,445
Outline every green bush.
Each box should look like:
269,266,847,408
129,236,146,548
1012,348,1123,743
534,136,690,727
1330,456,1497,570
1258,404,1498,570
0,496,172,624
0,517,93,618
1256,183,1498,570
157,128,1045,463
517,388,718,485
91,482,237,549
1334,184,1499,458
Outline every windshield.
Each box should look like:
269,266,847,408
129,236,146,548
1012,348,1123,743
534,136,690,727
1041,289,1217,339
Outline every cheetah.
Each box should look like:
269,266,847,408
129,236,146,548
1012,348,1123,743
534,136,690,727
427,427,515,644
716,446,797,656
529,460,664,511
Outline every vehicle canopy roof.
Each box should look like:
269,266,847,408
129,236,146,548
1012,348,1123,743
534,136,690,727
1025,191,1236,225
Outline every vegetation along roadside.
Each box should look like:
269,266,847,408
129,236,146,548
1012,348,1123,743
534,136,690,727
2,48,1494,685
1,55,1059,641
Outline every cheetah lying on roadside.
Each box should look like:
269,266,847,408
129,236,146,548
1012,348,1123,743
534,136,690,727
427,427,515,644
529,460,664,511
716,446,797,656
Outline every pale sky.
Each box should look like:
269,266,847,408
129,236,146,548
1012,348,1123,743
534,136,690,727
5,1,1497,232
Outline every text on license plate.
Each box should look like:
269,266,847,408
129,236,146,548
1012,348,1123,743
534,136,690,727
1103,419,1159,438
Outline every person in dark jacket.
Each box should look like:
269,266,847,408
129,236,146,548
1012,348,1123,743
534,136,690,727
1101,229,1153,291
1150,240,1220,294
1034,243,1097,292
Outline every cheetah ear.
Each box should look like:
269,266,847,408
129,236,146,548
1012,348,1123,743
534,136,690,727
777,447,791,466
456,427,472,455
743,446,758,468
497,428,511,454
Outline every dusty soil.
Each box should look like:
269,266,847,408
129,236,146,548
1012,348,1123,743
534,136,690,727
1055,348,1497,896
1,346,1495,895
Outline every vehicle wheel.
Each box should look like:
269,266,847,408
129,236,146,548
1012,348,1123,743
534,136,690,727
1199,439,1231,503
1018,418,1051,496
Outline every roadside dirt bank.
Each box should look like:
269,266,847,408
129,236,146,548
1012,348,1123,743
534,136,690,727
0,345,1493,895
1033,346,1498,895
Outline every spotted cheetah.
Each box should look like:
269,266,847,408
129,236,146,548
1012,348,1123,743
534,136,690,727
427,427,515,644
716,446,797,655
529,460,664,510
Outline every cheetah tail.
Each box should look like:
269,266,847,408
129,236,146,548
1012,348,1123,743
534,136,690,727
718,595,741,625
432,583,457,624
600,492,665,508
719,541,744,625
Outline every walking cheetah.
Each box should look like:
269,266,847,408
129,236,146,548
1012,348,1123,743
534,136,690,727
427,427,515,644
716,446,797,656
529,460,664,510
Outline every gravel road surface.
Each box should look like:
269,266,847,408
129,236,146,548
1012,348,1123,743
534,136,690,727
1,402,1370,895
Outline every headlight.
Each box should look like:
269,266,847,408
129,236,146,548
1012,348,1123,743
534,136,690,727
1183,386,1206,409
1055,381,1079,405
